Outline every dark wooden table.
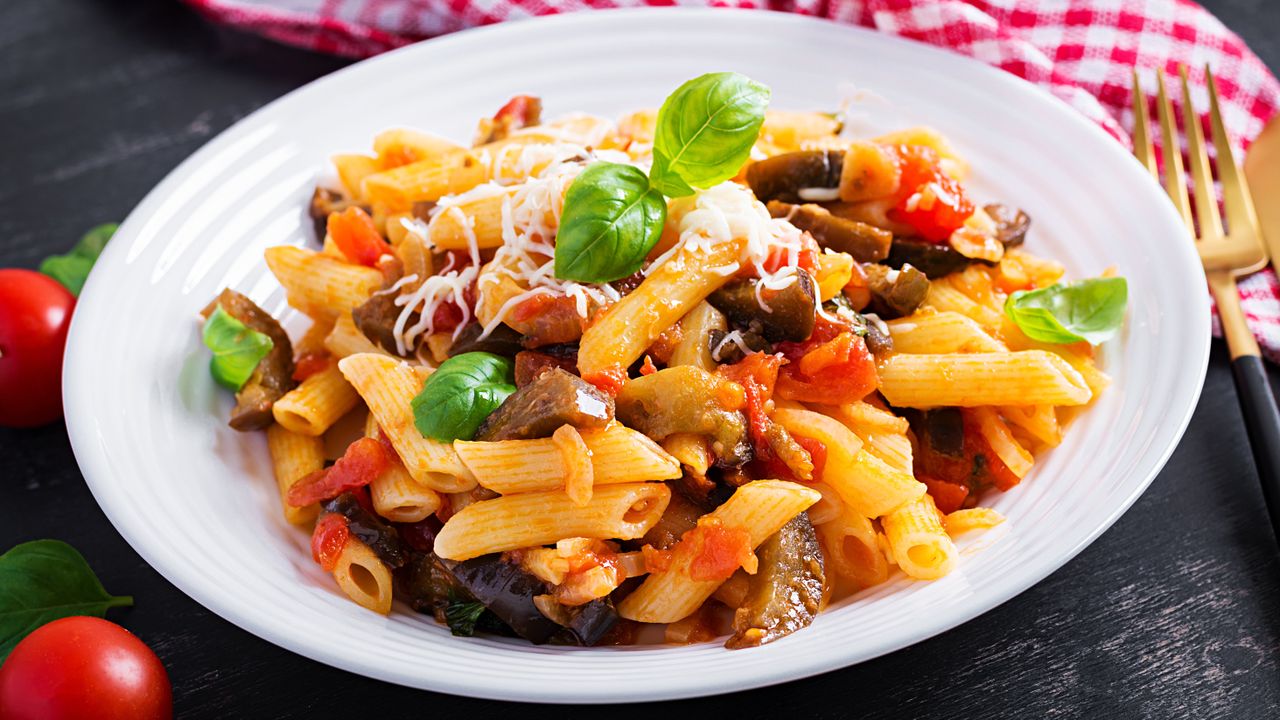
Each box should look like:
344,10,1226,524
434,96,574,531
3,0,1279,716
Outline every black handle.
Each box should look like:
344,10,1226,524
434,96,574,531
1230,355,1280,542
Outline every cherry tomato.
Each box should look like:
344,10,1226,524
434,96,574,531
0,616,172,720
0,269,76,428
327,207,390,267
311,513,350,571
287,437,389,507
887,144,974,243
775,332,878,405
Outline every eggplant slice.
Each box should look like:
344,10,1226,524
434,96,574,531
746,150,844,204
725,513,825,649
884,238,972,279
616,366,753,466
475,367,613,441
767,201,892,263
863,263,931,319
211,288,296,431
707,274,818,343
984,203,1031,248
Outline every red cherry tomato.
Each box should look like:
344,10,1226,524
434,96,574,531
0,269,76,428
0,616,172,720
327,207,390,267
887,144,975,243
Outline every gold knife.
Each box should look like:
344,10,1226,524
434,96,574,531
1246,116,1280,267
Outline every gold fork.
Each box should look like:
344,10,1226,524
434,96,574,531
1132,65,1280,540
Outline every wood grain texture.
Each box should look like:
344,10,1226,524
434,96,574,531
1,0,1278,717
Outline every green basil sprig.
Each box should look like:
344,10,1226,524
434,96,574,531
1004,277,1128,345
0,540,133,661
554,163,667,282
553,72,771,283
412,352,516,442
649,72,771,198
203,305,275,391
40,223,117,296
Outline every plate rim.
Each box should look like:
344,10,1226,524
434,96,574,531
63,6,1211,703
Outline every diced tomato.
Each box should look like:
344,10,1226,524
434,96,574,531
775,332,878,405
886,144,974,244
292,351,332,382
794,435,827,480
287,437,389,507
583,365,628,397
921,477,969,515
641,544,673,574
494,95,540,127
914,411,1022,494
687,520,755,582
511,293,583,346
327,206,391,267
758,234,821,276
311,513,349,571
639,355,658,376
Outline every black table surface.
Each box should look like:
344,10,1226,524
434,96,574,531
3,0,1280,717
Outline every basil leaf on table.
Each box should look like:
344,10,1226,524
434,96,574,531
1004,277,1128,345
202,305,275,391
39,222,118,296
412,352,516,442
649,71,771,196
0,540,133,661
554,163,667,283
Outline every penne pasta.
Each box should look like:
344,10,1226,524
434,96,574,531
943,507,1006,537
882,494,958,580
338,353,476,493
271,364,361,436
878,351,1093,408
324,311,393,359
887,312,1008,354
553,425,595,507
265,424,324,525
433,483,671,561
816,506,889,590
264,246,382,321
331,538,394,614
454,424,680,494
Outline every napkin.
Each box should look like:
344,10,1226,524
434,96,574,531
184,0,1280,360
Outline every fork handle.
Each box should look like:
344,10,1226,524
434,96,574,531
1231,354,1280,541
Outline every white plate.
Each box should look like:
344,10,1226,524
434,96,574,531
64,8,1209,703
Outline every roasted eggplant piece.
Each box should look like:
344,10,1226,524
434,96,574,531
984,203,1030,248
448,322,523,358
725,514,825,649
438,554,559,644
767,201,892,262
351,291,407,356
746,150,844,204
707,274,817,343
918,408,965,458
616,366,752,466
884,238,971,279
863,263,930,319
560,598,620,646
513,347,579,387
475,368,613,441
322,492,409,569
707,328,770,365
210,289,296,431
861,313,894,355
640,491,707,550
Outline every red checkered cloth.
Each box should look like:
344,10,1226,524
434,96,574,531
185,0,1280,360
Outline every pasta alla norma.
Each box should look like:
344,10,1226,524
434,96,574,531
197,72,1124,650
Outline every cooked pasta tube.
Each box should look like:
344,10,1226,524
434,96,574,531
878,351,1093,408
999,404,1062,448
823,401,909,435
772,407,923,518
332,154,380,199
887,312,1008,354
265,424,324,525
433,483,671,561
271,364,361,436
924,279,1004,329
370,461,442,523
331,538,394,614
882,494,958,580
969,406,1034,480
454,424,680,494
338,353,476,493
816,506,889,590
616,480,821,623
578,232,745,378
943,507,1006,536
264,246,382,321
858,432,915,476
668,301,728,371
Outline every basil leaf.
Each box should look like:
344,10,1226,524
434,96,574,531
40,222,118,296
203,305,275,391
649,72,770,196
0,540,133,661
444,599,488,637
1004,277,1128,345
554,162,667,283
412,352,516,442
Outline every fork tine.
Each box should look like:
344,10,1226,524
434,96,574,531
1205,64,1262,241
1180,65,1224,239
1131,70,1159,180
1156,67,1194,233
